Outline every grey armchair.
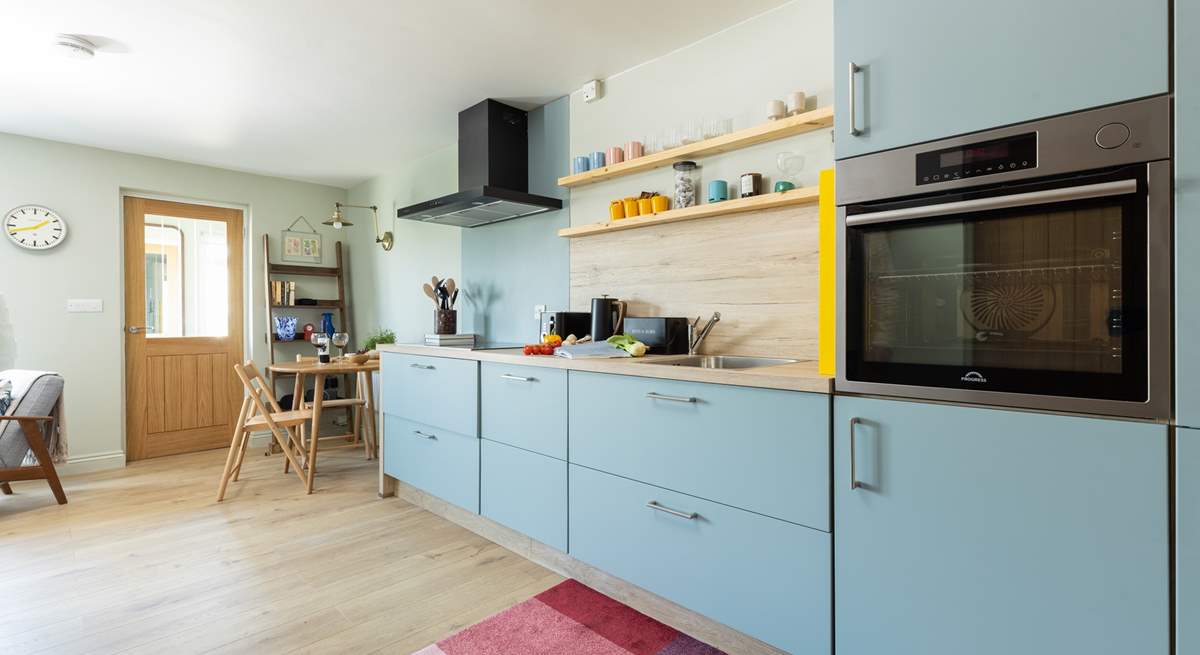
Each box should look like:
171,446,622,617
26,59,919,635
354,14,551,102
0,373,66,504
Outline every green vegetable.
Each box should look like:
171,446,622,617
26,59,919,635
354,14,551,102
606,333,648,357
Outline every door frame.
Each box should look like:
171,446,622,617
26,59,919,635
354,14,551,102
122,194,248,460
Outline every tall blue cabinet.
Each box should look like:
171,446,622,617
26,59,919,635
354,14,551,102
1181,427,1200,655
834,396,1169,654
834,0,1169,159
1178,0,1200,428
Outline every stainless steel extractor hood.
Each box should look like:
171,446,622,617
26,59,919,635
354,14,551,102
396,99,563,228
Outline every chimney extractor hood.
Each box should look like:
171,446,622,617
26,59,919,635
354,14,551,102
396,99,563,228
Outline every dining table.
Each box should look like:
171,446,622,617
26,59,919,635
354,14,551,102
267,356,380,492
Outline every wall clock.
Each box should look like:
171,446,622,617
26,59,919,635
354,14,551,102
5,205,68,250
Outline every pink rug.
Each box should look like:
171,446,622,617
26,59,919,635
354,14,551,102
414,580,727,655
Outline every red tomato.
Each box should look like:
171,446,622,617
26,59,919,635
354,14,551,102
523,345,534,355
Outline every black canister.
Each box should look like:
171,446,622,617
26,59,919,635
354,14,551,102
590,296,628,341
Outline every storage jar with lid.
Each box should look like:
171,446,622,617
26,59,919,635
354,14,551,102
673,160,699,208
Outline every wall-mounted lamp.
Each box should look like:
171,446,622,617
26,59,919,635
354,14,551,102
324,202,393,251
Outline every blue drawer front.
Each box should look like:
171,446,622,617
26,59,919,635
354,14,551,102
380,352,478,436
481,439,568,551
1180,427,1200,654
383,414,479,513
569,371,829,530
480,362,567,459
569,464,830,654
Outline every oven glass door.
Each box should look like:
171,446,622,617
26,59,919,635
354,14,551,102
844,167,1149,401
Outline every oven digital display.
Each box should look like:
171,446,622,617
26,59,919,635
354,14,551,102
917,133,1036,185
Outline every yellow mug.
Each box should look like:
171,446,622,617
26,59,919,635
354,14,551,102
651,195,670,213
637,198,653,216
623,197,640,218
609,200,626,221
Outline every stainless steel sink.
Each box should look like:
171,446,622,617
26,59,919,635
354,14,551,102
650,355,799,370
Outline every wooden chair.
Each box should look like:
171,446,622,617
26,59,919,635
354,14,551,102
217,360,313,501
0,415,66,505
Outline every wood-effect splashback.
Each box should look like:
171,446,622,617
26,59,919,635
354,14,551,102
570,204,820,360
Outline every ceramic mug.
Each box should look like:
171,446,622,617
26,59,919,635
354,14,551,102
651,195,670,213
622,197,640,218
625,141,645,159
708,180,729,203
607,147,624,165
609,200,626,221
590,151,606,169
637,197,653,215
572,155,590,175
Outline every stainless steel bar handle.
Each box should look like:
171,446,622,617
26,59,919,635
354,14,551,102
412,430,437,440
500,374,535,382
849,417,863,490
845,179,1138,227
409,363,436,370
848,62,863,137
646,500,698,520
126,326,150,334
645,392,697,404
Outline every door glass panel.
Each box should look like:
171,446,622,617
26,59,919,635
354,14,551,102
144,215,228,337
861,203,1124,374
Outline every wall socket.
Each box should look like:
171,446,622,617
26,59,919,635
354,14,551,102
581,79,602,103
66,298,103,313
534,304,548,320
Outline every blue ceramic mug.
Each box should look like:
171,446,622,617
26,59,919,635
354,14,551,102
572,155,591,175
274,315,297,341
589,151,606,169
708,180,729,203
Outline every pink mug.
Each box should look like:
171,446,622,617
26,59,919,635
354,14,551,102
607,146,624,165
624,141,645,159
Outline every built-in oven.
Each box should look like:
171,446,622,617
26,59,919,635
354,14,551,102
836,96,1171,419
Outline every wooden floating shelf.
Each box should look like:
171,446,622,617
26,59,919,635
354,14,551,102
557,106,833,189
557,186,819,238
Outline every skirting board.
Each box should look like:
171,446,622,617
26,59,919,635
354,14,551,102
56,450,126,477
389,477,789,655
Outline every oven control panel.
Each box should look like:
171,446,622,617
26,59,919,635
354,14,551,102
916,132,1038,185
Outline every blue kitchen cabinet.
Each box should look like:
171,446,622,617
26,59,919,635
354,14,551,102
834,0,1168,159
833,396,1168,654
569,371,829,530
1180,427,1200,654
1177,0,1200,428
481,439,567,551
382,415,479,513
480,362,567,459
569,464,831,655
380,352,478,436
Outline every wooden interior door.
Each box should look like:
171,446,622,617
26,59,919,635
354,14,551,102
124,197,244,460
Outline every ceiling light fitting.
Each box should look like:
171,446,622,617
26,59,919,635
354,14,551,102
55,34,96,59
325,202,393,251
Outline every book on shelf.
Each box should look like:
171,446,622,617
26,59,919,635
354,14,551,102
424,333,476,346
271,280,297,306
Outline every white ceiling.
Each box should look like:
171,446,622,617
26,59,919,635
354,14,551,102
0,0,788,188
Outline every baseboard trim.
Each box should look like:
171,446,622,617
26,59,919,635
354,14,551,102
57,450,126,477
390,478,788,655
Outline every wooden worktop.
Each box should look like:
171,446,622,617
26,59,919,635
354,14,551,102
376,344,831,394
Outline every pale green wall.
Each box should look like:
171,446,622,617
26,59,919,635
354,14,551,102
346,144,462,346
568,0,834,229
0,131,348,472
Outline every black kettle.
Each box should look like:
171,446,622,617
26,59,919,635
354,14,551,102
590,296,628,341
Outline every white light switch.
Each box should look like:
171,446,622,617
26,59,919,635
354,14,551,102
66,298,103,313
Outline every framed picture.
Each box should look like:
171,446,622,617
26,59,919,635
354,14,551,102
281,217,322,263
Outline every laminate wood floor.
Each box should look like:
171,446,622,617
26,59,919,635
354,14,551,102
0,446,562,654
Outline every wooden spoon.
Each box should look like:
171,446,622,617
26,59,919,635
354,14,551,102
422,283,439,306
445,278,456,296
431,276,440,290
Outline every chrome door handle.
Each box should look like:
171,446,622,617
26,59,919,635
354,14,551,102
646,500,698,520
126,326,151,334
409,363,435,370
645,392,697,403
500,374,535,382
845,179,1138,227
849,417,863,490
412,430,437,440
848,61,863,137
